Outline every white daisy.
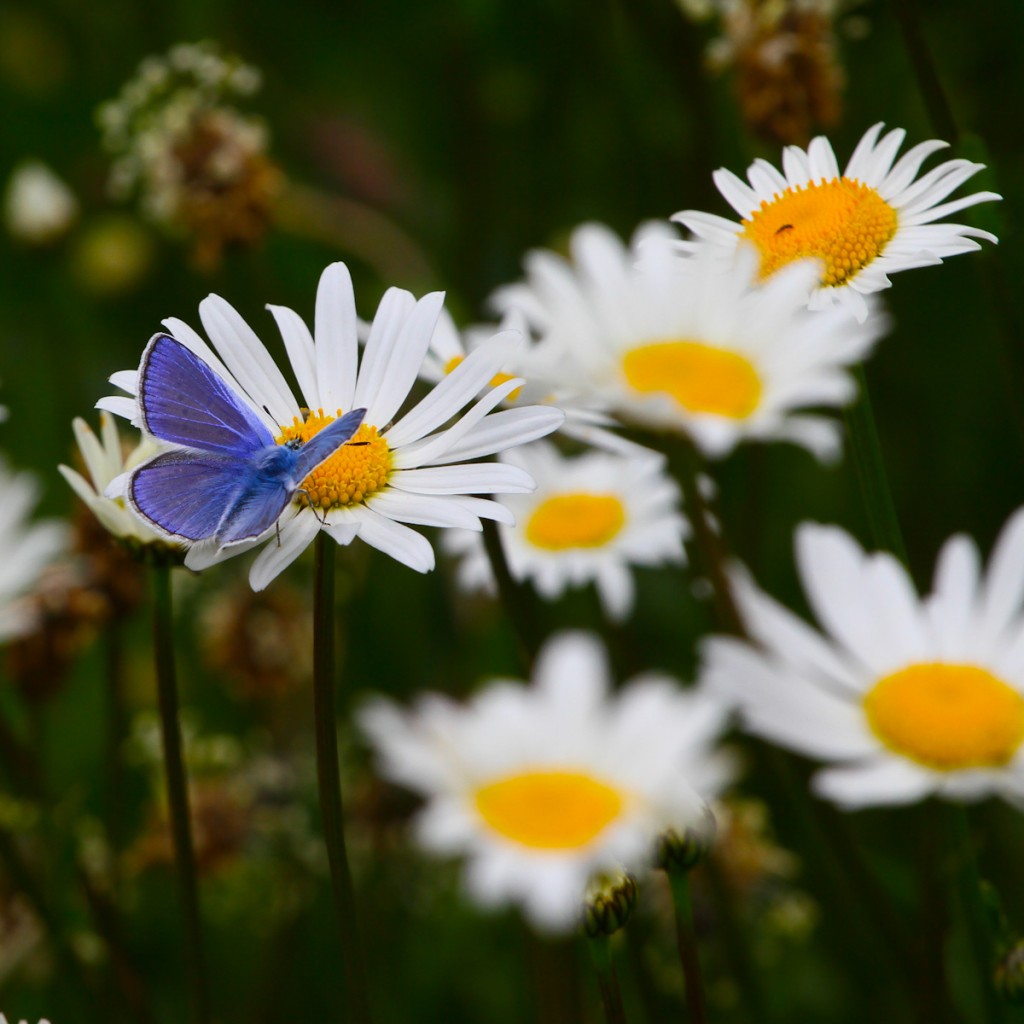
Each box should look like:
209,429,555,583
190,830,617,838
493,221,886,461
674,122,1000,320
443,441,688,621
3,160,77,245
0,460,68,644
98,262,565,590
702,508,1024,809
58,412,173,549
421,307,641,456
359,631,733,931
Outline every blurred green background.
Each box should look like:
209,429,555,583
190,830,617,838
0,0,1022,1021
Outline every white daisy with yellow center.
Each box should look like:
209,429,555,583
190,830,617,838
359,631,733,931
674,122,1000,320
0,459,68,644
59,412,172,548
702,509,1024,808
443,441,687,621
493,222,886,461
99,262,564,589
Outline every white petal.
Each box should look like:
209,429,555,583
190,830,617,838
315,262,359,414
267,303,320,410
248,511,320,591
812,758,935,808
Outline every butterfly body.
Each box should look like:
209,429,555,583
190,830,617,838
127,333,365,549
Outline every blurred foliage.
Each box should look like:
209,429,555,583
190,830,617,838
0,0,1023,1021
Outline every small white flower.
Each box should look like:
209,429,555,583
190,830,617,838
674,122,1000,320
0,460,68,644
702,508,1024,809
360,631,733,932
3,160,77,244
494,222,885,461
58,412,172,548
99,262,564,589
444,442,688,621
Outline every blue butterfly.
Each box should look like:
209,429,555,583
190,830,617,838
128,333,365,549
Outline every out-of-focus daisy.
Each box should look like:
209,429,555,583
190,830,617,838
58,412,172,550
100,262,564,589
674,123,1000,319
3,160,77,245
443,442,687,621
494,222,885,461
359,631,733,932
703,509,1024,809
421,308,638,456
0,460,68,645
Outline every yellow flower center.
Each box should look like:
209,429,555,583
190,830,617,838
740,177,898,287
277,410,392,511
525,493,626,551
863,663,1024,771
444,354,523,401
474,770,626,850
622,340,762,419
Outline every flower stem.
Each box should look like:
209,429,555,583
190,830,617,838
588,934,628,1024
481,518,545,665
948,806,1002,1023
668,871,707,1024
843,365,908,563
313,533,372,1023
151,564,210,1024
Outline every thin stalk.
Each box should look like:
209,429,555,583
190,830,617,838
667,871,707,1024
843,365,908,563
948,807,1002,1023
313,534,371,1023
481,519,544,666
151,564,209,1024
669,437,744,635
105,617,127,892
588,934,628,1024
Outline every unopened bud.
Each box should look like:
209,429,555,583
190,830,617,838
655,805,717,874
583,872,638,938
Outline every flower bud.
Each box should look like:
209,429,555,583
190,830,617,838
583,872,638,939
655,805,717,874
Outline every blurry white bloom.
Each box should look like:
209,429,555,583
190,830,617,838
703,509,1024,809
444,442,687,621
494,222,886,461
674,123,1000,320
3,160,77,244
58,412,172,549
0,459,68,644
360,631,733,931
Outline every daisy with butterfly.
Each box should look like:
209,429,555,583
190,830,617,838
100,261,565,589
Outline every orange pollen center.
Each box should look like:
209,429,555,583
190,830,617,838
525,493,626,550
740,176,898,287
277,410,392,511
473,770,626,850
444,354,523,401
863,663,1024,771
622,340,762,419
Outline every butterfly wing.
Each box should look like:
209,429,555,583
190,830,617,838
293,408,367,479
138,334,275,456
129,449,246,542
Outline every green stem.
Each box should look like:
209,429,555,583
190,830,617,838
105,617,126,892
589,934,628,1024
670,436,744,636
313,534,372,1023
948,807,1002,1023
481,518,544,666
151,564,209,1024
668,871,707,1024
843,365,908,563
